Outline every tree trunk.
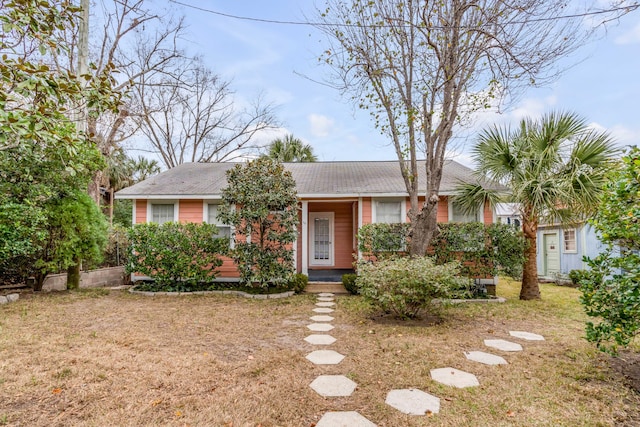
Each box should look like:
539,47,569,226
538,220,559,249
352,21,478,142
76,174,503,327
67,258,81,290
109,188,114,226
408,195,440,256
33,272,45,292
520,218,541,300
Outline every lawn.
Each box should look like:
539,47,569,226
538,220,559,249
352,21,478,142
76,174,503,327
0,280,638,426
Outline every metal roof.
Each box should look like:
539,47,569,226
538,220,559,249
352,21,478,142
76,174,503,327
115,160,505,199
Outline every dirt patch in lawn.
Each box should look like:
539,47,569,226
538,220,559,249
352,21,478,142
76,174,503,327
610,351,640,393
1,283,639,426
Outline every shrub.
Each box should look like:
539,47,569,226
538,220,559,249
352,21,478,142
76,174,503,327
342,273,358,295
357,222,526,280
431,222,526,280
569,269,590,286
126,222,228,286
356,256,467,319
288,273,308,294
580,146,640,355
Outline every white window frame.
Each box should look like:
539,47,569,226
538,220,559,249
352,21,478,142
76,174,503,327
372,198,406,224
147,200,178,224
203,201,234,247
448,199,484,223
563,228,577,253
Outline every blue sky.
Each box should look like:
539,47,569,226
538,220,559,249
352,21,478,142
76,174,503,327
166,0,640,167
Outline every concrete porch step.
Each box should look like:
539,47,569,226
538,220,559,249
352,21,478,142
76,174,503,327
306,282,348,294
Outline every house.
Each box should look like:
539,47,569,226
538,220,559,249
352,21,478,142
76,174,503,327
495,203,521,228
536,222,605,279
115,160,504,282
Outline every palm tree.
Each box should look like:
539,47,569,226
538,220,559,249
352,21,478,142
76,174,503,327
264,134,317,162
130,156,161,182
455,111,616,300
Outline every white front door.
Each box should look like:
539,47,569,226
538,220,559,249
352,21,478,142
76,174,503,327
309,212,334,266
543,233,560,276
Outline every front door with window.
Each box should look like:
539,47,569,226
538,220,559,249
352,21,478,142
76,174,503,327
543,233,560,276
309,212,334,266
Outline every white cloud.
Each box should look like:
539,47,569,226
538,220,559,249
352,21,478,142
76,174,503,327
589,122,640,147
308,113,335,137
615,21,640,45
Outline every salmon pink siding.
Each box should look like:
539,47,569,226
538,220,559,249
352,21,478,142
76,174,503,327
361,198,372,224
179,200,204,223
437,197,449,222
135,200,147,224
308,201,355,270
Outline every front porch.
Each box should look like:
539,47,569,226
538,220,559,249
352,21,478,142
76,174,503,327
298,200,359,277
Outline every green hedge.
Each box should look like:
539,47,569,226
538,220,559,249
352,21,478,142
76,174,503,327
126,222,228,286
358,222,526,280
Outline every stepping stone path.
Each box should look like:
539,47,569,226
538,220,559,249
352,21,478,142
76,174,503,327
484,339,523,352
316,411,377,427
510,331,545,341
315,301,336,307
304,334,336,345
386,389,440,415
306,293,378,426
310,315,334,322
307,323,335,332
465,351,508,365
303,291,546,424
310,375,357,397
430,367,480,388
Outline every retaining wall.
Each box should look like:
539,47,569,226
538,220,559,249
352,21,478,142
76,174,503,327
42,266,127,292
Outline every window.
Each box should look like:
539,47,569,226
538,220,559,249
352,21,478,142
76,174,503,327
374,200,403,224
563,229,577,252
151,204,175,224
450,201,479,223
207,204,232,240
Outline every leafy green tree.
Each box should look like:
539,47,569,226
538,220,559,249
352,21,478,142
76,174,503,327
580,146,640,354
218,158,299,288
264,134,317,162
455,112,615,300
0,0,118,288
36,192,109,290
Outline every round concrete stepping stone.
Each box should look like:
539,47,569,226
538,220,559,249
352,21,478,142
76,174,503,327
318,293,335,297
306,350,345,365
316,301,336,307
484,339,523,352
313,307,334,313
509,331,545,341
307,323,335,332
305,334,337,345
310,375,357,397
385,388,440,415
317,296,334,302
310,315,334,322
316,411,376,427
464,351,508,365
430,367,480,388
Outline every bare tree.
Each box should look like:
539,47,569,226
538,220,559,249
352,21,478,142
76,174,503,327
46,0,187,202
314,0,635,256
132,57,278,169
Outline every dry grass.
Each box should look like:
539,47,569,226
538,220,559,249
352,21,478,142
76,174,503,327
0,281,638,426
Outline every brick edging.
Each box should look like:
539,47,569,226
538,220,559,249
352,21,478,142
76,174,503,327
128,287,295,299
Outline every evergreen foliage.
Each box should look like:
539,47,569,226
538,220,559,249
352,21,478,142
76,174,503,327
218,158,299,287
580,147,640,354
